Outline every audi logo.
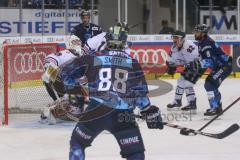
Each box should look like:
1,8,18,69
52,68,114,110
131,49,169,67
237,56,240,68
14,52,46,74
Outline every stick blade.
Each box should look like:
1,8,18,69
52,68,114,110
216,123,240,139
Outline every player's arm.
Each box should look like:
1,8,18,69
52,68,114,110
59,57,88,95
82,32,107,55
166,50,177,75
131,60,163,129
41,56,61,101
42,62,59,84
198,45,214,69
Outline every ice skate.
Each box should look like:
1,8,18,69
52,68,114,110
167,100,182,111
181,99,197,114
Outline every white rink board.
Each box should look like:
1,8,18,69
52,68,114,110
0,79,240,160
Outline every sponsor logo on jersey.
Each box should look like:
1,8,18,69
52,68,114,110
119,136,140,146
75,127,92,140
92,27,99,30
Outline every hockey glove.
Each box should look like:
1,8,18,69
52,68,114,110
166,61,177,75
140,105,164,129
184,59,202,73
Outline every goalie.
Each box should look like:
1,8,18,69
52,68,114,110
40,35,88,124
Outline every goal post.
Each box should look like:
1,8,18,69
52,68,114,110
0,43,59,125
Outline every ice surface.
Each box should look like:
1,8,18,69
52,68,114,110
0,79,240,160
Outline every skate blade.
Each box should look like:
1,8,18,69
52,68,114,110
181,109,197,115
203,116,221,120
38,119,48,124
167,107,181,111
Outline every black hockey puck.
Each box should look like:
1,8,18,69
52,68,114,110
180,128,197,136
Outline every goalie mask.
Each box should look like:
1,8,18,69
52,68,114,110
106,22,129,50
69,35,82,56
171,30,186,49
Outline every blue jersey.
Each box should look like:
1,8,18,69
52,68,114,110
198,36,231,71
59,50,150,110
71,23,102,46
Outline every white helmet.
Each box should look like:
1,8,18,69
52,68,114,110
69,35,82,56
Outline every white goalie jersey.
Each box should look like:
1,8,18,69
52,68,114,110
42,49,77,83
40,49,84,124
168,39,199,65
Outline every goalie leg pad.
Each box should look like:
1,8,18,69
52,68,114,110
113,125,145,158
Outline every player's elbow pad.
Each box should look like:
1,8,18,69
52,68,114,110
201,59,214,68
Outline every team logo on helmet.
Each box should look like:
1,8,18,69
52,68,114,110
81,10,90,17
194,24,210,33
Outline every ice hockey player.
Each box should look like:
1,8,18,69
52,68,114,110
70,10,102,46
184,24,232,116
166,30,200,114
40,35,87,124
81,21,131,55
58,23,164,160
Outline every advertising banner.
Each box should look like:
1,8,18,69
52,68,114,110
200,10,238,34
4,43,58,82
130,44,171,73
233,45,240,72
0,9,98,36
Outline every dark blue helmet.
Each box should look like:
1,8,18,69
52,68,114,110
106,22,129,49
193,24,210,33
81,10,90,17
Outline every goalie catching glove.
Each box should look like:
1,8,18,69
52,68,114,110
140,105,164,129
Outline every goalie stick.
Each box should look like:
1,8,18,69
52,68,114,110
134,114,239,139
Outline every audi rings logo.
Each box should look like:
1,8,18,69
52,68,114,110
131,49,168,67
237,56,240,68
14,52,46,74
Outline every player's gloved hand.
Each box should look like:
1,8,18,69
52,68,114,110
166,61,176,75
184,59,201,73
140,105,164,129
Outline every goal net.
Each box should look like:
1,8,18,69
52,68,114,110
0,43,59,125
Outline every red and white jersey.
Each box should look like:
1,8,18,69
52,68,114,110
44,49,77,69
82,32,131,55
168,40,199,65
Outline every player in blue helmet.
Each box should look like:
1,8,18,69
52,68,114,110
59,23,164,160
70,10,102,47
183,24,232,116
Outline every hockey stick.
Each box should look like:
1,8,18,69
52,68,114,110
198,97,240,132
134,114,239,139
